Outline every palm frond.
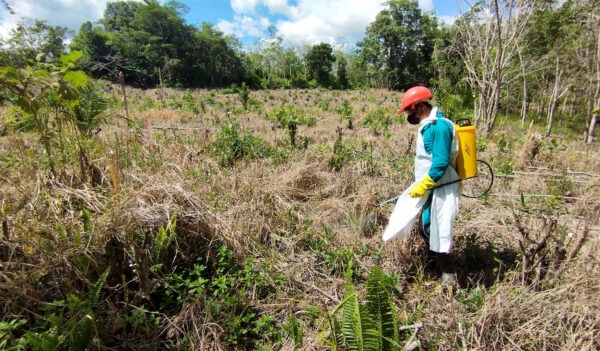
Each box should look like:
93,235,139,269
366,267,400,351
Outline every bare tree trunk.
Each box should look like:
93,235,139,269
117,71,130,121
519,45,529,127
486,0,504,134
587,21,600,144
560,91,569,116
455,0,532,135
589,104,599,144
546,58,562,137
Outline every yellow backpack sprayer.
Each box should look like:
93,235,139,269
379,118,494,206
454,118,478,179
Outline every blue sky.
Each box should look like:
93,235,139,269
0,0,463,46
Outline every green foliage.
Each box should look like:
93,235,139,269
337,55,350,89
5,20,68,65
436,92,471,120
330,131,354,172
71,2,245,88
71,83,109,136
545,170,574,197
267,104,316,129
362,108,394,135
358,0,438,90
267,104,315,147
211,120,272,166
155,214,177,257
0,50,91,173
318,98,332,111
159,244,283,347
323,265,401,351
283,314,304,349
4,105,35,132
306,43,336,87
239,82,250,109
497,158,514,176
456,286,486,313
1,268,110,350
337,99,354,129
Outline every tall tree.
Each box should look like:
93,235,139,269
336,54,350,90
453,0,534,134
305,43,335,87
358,0,438,90
6,20,68,65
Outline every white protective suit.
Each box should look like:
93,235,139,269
382,107,460,253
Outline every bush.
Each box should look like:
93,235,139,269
211,121,272,166
330,130,354,172
267,104,315,129
260,77,292,89
362,108,394,135
267,104,315,147
337,99,354,129
5,105,35,132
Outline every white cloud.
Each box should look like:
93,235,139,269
217,15,271,38
231,0,261,13
439,15,457,25
418,0,434,12
228,0,439,46
228,0,386,45
0,0,134,40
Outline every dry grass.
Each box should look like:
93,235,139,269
1,86,599,349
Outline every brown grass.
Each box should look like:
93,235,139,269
1,86,599,349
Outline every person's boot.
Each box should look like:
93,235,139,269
436,253,457,286
441,272,457,286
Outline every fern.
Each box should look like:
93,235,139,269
88,267,110,306
366,267,400,351
342,278,363,351
323,266,402,351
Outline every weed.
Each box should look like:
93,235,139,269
1,268,110,350
267,104,315,146
457,286,486,313
330,128,354,172
283,314,304,349
337,99,354,129
318,98,331,111
362,108,394,135
545,170,574,197
239,82,250,110
211,121,272,166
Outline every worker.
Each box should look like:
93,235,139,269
397,86,460,285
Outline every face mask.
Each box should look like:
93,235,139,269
407,112,420,125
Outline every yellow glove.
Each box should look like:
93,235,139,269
409,175,436,198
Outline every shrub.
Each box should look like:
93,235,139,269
267,104,315,147
337,99,354,129
330,129,354,172
239,82,250,110
211,121,272,166
362,108,393,135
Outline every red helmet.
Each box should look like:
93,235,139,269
397,86,433,114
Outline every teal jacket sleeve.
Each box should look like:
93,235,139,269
422,114,453,182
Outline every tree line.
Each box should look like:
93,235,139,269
0,0,598,140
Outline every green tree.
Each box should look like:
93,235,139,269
0,51,89,174
70,22,115,77
5,20,68,65
337,54,350,90
305,43,335,87
358,0,438,90
71,1,246,88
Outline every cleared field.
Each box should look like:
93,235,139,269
1,87,599,350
